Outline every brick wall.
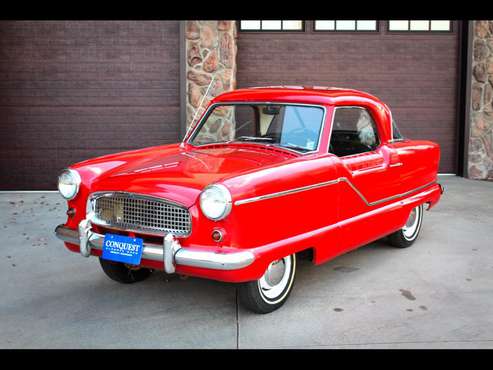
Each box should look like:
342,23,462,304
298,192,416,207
0,21,181,189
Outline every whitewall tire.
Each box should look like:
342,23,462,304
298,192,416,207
239,254,296,314
388,204,424,248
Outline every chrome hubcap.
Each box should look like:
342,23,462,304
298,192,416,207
258,256,292,301
264,259,286,286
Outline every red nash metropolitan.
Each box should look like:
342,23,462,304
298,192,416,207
55,86,444,313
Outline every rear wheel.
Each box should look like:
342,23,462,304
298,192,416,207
99,257,152,284
239,254,296,314
387,204,424,248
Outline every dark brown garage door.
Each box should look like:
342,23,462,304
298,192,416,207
0,21,180,190
237,20,460,173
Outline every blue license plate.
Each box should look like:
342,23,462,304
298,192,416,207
102,233,143,265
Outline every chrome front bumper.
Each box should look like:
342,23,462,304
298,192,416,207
55,220,255,274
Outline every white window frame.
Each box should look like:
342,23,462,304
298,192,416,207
239,20,304,32
388,20,452,32
314,20,378,32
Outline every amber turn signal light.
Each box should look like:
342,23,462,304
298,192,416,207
211,229,223,242
66,208,76,218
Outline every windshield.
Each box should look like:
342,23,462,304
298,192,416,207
189,103,325,153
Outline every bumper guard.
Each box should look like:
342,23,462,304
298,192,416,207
55,220,255,274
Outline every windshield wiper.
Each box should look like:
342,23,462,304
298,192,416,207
275,144,310,152
235,136,274,142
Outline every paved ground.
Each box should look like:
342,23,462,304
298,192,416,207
0,175,492,349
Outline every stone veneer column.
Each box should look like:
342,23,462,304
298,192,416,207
184,21,237,133
468,21,493,179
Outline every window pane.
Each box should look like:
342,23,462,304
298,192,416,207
410,20,430,31
356,20,377,31
240,20,261,30
336,20,356,30
392,120,403,140
388,20,409,31
330,108,380,157
430,20,450,31
282,20,303,30
262,20,282,30
279,106,324,151
315,20,335,30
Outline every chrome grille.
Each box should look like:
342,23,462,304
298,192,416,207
90,192,191,236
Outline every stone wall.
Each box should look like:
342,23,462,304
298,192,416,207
468,21,493,179
184,21,237,136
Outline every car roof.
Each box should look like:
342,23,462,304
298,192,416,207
212,85,384,106
207,85,394,143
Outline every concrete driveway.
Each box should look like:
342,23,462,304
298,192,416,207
1,175,492,349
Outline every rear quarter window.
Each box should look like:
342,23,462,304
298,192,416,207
392,119,404,141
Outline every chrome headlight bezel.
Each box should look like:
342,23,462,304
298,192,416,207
57,169,81,200
199,184,232,221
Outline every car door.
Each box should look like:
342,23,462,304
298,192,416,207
328,106,400,252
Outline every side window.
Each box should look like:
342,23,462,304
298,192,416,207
279,106,324,151
392,119,404,141
329,107,380,157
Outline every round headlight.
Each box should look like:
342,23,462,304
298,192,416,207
58,169,81,200
200,184,232,221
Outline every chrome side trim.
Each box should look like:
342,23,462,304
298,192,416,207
234,179,340,206
54,223,255,271
338,178,369,205
234,178,437,207
360,180,436,207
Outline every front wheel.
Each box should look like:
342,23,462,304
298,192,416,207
99,257,152,284
239,254,296,314
387,204,424,248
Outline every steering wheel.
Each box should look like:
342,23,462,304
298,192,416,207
282,127,318,148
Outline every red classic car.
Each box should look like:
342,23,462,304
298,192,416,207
55,86,444,313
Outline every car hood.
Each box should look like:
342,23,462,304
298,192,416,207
80,144,295,207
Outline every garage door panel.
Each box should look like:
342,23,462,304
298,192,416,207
0,96,179,107
0,126,179,150
0,105,179,116
0,71,179,83
0,117,179,128
0,61,178,73
0,88,180,101
1,108,180,149
0,21,177,45
237,20,459,173
0,21,180,190
0,80,173,90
